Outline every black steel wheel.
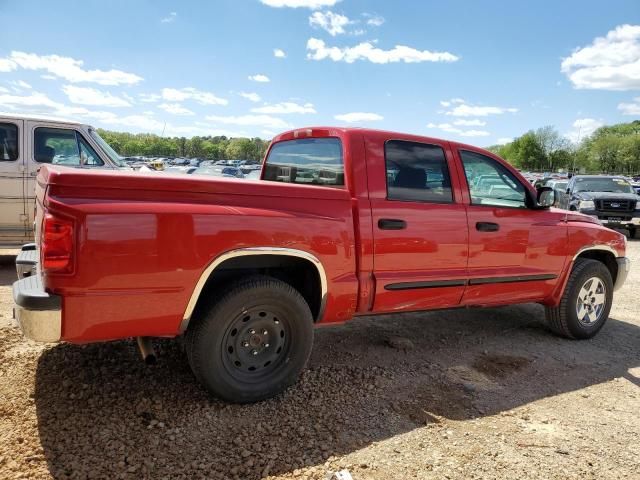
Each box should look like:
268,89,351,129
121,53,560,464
186,275,313,403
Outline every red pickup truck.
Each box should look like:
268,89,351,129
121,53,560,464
13,127,630,403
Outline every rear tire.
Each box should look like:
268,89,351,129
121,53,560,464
545,258,613,339
630,227,639,240
186,275,313,403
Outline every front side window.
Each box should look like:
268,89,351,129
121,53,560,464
0,122,19,161
461,150,527,209
263,138,344,186
385,140,453,203
34,127,104,166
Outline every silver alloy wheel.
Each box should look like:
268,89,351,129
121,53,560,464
576,276,607,326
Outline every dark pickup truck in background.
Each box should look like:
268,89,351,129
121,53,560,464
555,175,640,239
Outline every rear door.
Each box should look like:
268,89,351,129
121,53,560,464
367,134,469,312
0,119,28,245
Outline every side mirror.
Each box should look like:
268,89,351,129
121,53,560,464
537,186,555,208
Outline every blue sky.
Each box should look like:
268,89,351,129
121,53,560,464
0,0,639,146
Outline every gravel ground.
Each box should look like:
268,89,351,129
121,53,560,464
1,240,639,479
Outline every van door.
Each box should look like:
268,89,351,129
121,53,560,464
0,119,28,246
25,121,108,227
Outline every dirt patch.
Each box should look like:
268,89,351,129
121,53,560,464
0,240,639,479
472,354,531,378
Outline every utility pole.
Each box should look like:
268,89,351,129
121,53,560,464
572,126,582,175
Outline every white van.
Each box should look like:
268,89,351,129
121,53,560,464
0,114,127,246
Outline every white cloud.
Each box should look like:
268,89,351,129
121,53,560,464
565,118,604,143
309,11,351,36
161,12,177,23
618,96,640,115
260,0,340,8
205,114,291,129
496,137,513,145
139,93,161,103
62,85,131,107
334,112,383,122
0,58,17,72
0,51,142,85
307,38,459,64
427,122,490,137
561,24,640,91
248,74,270,83
442,99,517,117
453,118,486,126
364,14,384,27
41,74,56,80
440,98,464,107
10,80,32,90
158,103,194,115
161,87,228,105
251,102,316,114
240,92,261,102
0,87,8,93
273,49,287,58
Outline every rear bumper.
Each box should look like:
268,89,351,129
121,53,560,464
614,257,631,292
16,243,37,279
12,273,61,343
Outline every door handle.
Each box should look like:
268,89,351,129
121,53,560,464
378,218,407,230
476,221,499,232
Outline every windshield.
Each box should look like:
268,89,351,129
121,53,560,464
88,128,127,167
575,178,634,194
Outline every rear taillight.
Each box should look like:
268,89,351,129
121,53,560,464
41,213,74,273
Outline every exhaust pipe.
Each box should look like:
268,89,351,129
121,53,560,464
136,337,157,365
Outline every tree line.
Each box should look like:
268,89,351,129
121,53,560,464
488,120,640,174
96,130,270,161
98,119,640,173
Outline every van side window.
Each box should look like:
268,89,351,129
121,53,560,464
0,122,19,161
385,140,453,203
34,128,104,166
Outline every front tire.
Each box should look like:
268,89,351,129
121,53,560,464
186,276,314,403
545,258,613,339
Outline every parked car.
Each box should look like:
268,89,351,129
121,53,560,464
165,166,197,175
555,175,640,238
192,166,244,178
0,114,128,246
12,127,630,403
544,179,568,202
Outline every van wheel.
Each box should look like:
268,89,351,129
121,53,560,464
186,276,313,403
545,259,613,339
630,227,639,239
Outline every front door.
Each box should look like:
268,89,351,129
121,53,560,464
367,136,469,313
0,119,28,246
456,148,567,305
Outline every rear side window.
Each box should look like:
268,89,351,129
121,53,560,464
263,138,344,187
0,122,19,161
385,140,453,203
34,127,104,166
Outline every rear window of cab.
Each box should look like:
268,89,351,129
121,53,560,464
262,138,344,187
